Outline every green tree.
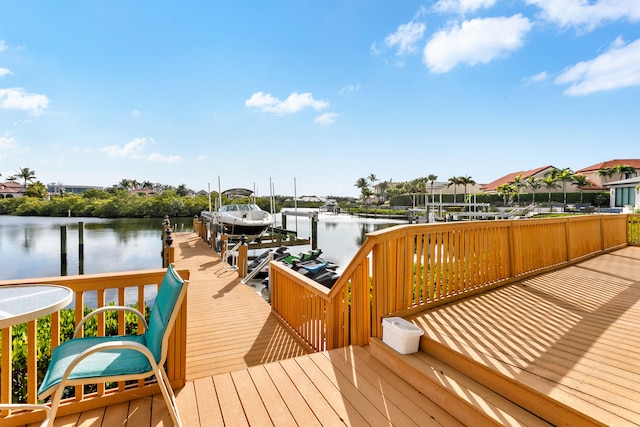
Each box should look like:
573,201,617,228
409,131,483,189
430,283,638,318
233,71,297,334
354,177,372,204
10,167,37,187
427,174,438,209
526,176,542,204
497,183,516,205
542,174,559,211
447,176,462,204
572,174,591,203
23,181,48,198
614,164,637,180
459,175,476,206
511,173,524,204
556,168,574,208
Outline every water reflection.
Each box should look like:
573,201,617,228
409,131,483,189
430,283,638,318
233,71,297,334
1,214,404,281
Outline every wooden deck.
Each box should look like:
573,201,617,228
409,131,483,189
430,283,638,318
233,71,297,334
406,245,640,426
22,234,640,426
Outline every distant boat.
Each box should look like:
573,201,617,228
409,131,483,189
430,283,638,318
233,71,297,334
320,199,340,213
202,188,273,241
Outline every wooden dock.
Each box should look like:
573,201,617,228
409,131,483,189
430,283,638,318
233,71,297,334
22,234,640,426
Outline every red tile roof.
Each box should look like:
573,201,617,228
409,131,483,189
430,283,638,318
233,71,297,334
480,166,555,192
575,159,640,173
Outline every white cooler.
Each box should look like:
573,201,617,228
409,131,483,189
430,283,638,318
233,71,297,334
382,317,424,354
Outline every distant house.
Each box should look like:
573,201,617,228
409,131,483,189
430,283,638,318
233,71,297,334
0,181,25,198
575,159,640,188
607,177,640,210
47,183,103,196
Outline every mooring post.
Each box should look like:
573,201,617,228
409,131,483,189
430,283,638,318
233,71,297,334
238,235,248,278
311,212,318,250
60,225,68,276
78,221,85,274
163,227,174,268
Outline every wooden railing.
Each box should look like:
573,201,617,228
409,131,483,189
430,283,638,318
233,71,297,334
270,214,638,352
0,268,189,425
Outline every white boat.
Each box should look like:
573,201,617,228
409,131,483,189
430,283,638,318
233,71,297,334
202,188,273,241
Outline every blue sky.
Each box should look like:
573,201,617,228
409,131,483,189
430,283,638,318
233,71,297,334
1,1,639,198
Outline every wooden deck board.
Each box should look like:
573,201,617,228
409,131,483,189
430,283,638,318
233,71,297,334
409,246,640,426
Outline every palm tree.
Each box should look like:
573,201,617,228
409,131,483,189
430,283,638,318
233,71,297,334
572,174,591,203
427,174,438,211
413,177,428,207
10,167,37,188
447,176,462,204
118,179,134,191
367,174,379,203
354,177,370,203
511,173,524,205
542,175,559,212
597,167,615,184
526,176,542,204
556,168,574,209
614,164,637,180
496,183,516,206
459,175,476,207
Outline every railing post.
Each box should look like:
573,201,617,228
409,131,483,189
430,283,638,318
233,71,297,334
220,234,228,258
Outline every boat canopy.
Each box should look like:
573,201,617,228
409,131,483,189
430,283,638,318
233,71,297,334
222,188,254,197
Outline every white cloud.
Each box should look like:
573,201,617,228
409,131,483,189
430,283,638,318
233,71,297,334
555,37,640,95
0,68,11,77
131,109,141,116
339,84,361,95
434,0,497,14
523,71,550,85
0,133,16,149
384,21,426,56
315,112,338,125
99,137,149,158
0,40,7,52
423,15,532,73
526,0,640,30
0,133,17,160
96,137,182,162
196,154,210,162
245,91,329,115
0,87,49,114
147,152,181,163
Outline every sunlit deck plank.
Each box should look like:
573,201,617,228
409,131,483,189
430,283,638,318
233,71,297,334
409,246,640,426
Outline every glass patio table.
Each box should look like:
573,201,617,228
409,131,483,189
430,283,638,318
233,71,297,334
0,284,73,419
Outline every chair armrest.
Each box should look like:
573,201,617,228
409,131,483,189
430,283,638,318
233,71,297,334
74,305,149,338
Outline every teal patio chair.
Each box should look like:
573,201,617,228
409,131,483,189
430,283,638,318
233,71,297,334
38,264,189,426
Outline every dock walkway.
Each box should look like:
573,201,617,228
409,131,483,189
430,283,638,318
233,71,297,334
172,232,311,379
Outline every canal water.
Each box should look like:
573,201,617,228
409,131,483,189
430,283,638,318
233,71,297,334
0,213,406,281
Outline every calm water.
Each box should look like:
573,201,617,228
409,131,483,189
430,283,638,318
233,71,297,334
0,213,406,281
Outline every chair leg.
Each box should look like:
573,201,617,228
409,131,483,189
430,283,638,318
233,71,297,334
154,365,182,427
43,389,62,427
